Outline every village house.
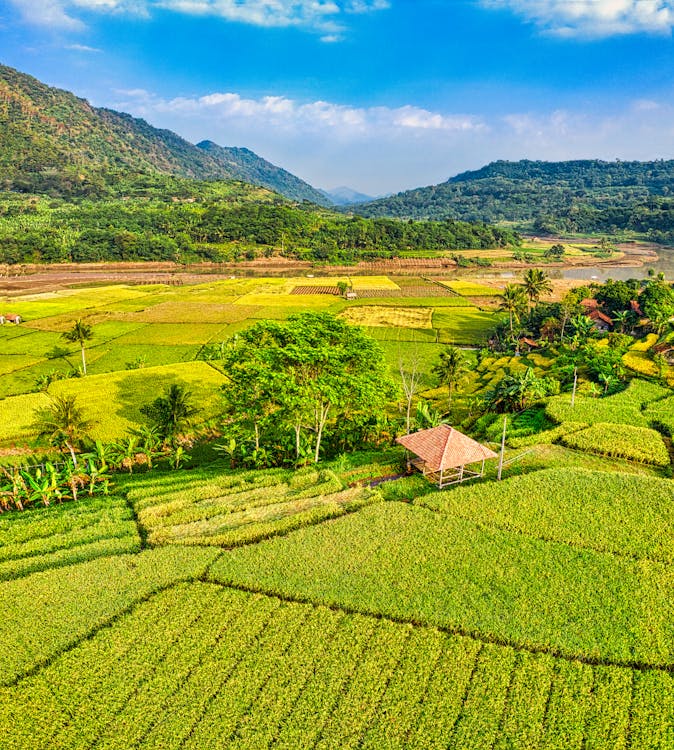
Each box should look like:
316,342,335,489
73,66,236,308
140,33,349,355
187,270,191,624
1,313,21,325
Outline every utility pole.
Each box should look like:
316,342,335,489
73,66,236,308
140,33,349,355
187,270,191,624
571,365,578,408
497,414,507,481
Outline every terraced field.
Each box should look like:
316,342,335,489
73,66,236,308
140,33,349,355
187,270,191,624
2,458,674,748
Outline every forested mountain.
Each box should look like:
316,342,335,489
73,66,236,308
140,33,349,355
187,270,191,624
196,141,330,205
353,159,674,242
0,64,328,203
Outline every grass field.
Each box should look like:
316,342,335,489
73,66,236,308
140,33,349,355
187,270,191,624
340,306,434,329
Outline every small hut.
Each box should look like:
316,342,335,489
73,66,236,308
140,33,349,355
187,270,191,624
397,424,497,488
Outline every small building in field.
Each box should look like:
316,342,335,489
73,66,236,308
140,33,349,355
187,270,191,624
519,336,540,351
345,290,358,300
588,309,613,332
2,314,21,325
397,424,497,488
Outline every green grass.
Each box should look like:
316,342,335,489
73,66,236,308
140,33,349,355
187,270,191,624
0,546,221,686
210,500,674,668
433,308,498,345
45,362,227,442
560,423,671,466
113,323,233,346
441,280,502,296
545,379,671,429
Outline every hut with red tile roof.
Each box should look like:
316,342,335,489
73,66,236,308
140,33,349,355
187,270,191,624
397,424,497,488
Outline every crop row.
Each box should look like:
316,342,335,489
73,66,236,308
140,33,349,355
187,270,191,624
545,378,670,429
209,501,674,668
415,468,674,563
3,582,674,749
560,423,670,466
0,546,221,685
128,464,382,548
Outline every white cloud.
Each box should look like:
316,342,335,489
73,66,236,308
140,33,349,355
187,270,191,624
483,0,674,37
9,0,387,35
115,88,486,139
65,42,102,51
107,86,674,194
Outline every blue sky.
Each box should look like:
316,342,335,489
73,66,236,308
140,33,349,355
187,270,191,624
3,1,674,194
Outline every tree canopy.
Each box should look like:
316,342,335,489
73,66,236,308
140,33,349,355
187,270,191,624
221,313,396,465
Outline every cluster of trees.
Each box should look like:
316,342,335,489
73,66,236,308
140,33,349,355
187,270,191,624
218,313,396,466
354,159,674,241
0,188,521,265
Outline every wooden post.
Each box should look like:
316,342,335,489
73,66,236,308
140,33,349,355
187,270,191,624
571,366,578,408
497,415,507,481
480,458,485,477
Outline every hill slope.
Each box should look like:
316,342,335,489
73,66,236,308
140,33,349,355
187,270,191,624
353,159,674,240
196,140,330,205
0,63,327,203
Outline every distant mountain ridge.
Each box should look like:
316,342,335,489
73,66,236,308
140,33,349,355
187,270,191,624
321,186,375,205
0,63,329,204
352,159,674,236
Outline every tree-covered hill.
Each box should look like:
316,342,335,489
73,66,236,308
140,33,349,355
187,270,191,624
0,63,328,204
353,159,674,242
196,141,330,206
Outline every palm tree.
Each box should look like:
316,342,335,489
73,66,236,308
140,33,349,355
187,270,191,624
140,384,199,444
32,394,93,468
498,284,528,338
62,319,94,375
612,310,630,333
431,345,467,413
522,269,553,312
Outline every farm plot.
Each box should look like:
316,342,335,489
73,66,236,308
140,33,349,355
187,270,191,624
415,468,674,563
112,323,232,346
433,308,498,344
0,495,140,580
0,546,221,686
210,501,674,668
44,362,226,442
545,379,670,428
438,280,503,296
340,305,434,329
560,423,670,466
127,465,381,548
2,581,672,750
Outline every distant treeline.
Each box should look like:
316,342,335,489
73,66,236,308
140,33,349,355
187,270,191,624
354,159,674,243
0,185,521,265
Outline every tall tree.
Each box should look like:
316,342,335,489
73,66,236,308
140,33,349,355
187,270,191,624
221,313,395,464
140,384,199,444
432,345,467,414
498,284,528,338
398,347,423,434
522,268,553,312
62,319,94,375
32,394,93,467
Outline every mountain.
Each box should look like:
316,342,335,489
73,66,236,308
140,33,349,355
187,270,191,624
196,141,330,206
0,63,327,203
352,159,674,237
321,186,374,206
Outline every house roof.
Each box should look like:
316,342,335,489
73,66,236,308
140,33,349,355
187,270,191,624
580,298,599,310
4,313,20,320
519,337,539,348
397,424,497,472
588,309,613,325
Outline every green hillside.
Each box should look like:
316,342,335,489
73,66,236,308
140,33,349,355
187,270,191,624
197,141,330,206
354,158,674,241
0,63,327,203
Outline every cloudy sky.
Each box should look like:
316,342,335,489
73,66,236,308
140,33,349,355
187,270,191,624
3,0,674,194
